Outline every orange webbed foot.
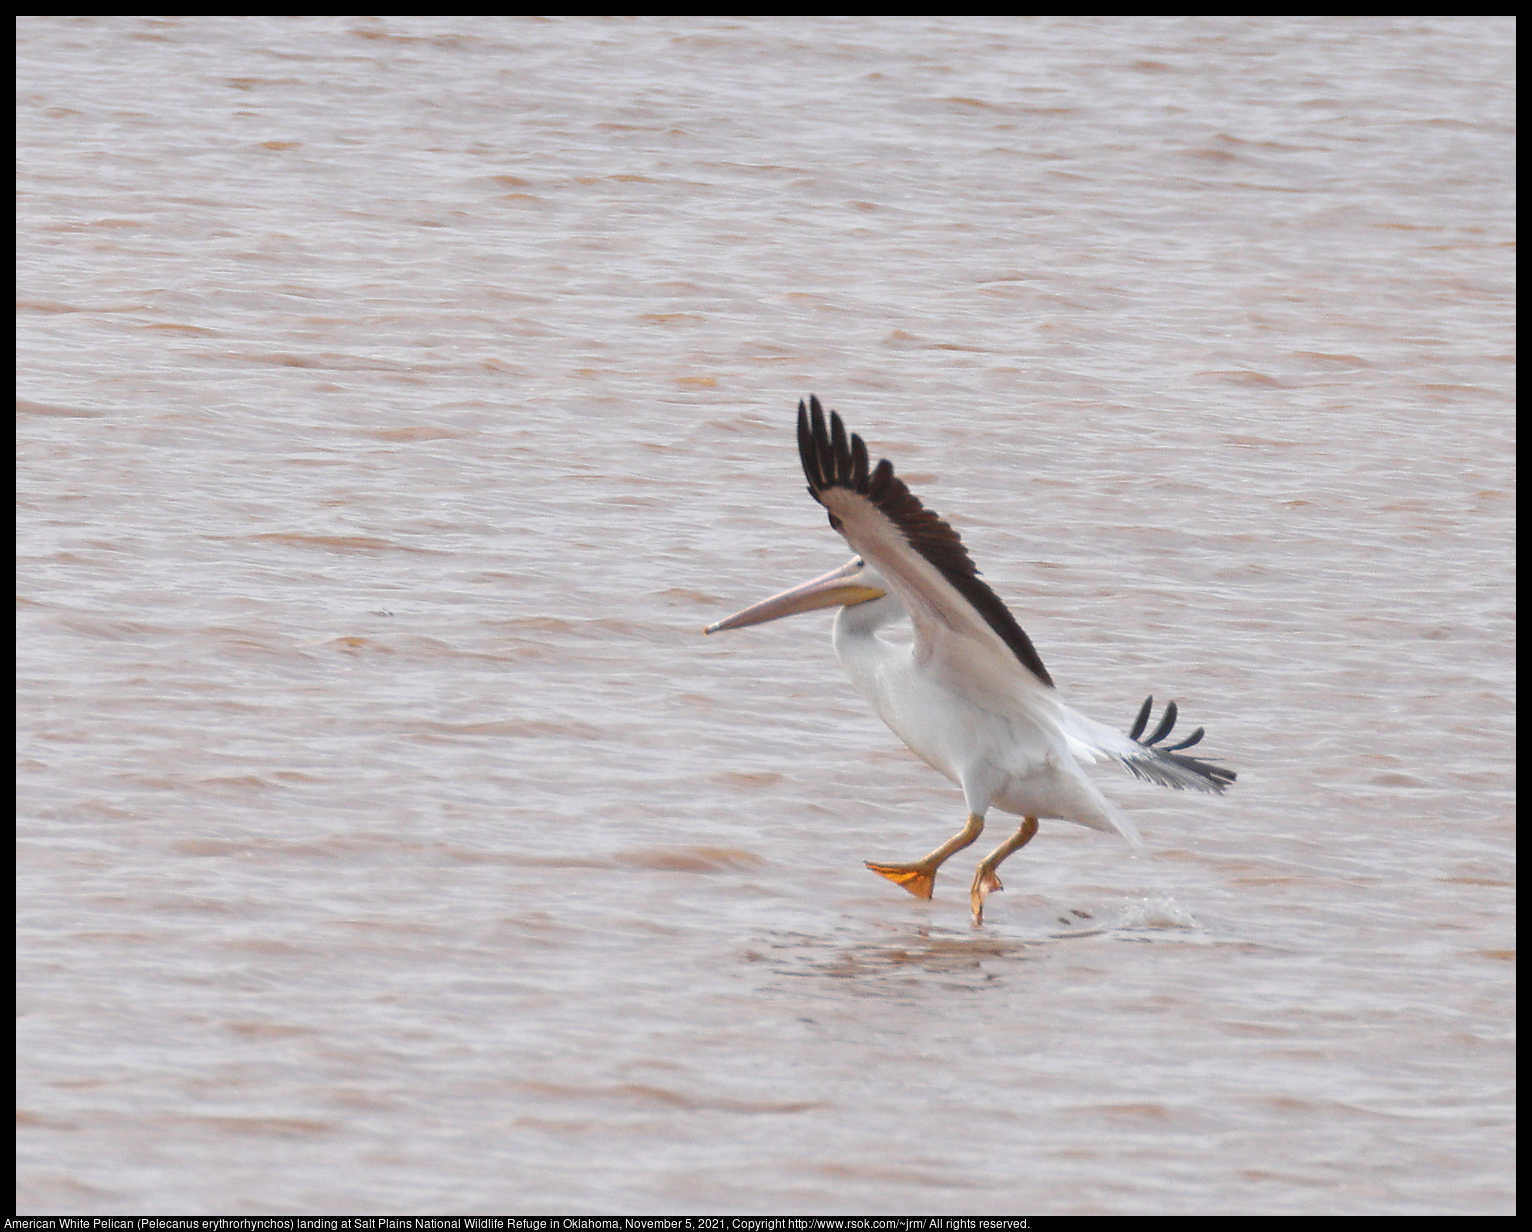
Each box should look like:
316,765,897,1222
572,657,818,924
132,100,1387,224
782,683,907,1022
864,860,938,901
969,868,1004,926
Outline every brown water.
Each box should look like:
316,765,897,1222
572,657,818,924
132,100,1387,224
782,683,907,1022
17,15,1514,1215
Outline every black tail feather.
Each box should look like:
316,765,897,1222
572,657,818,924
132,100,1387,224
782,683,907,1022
1143,700,1179,746
1164,726,1204,751
1128,694,1153,741
1125,695,1236,793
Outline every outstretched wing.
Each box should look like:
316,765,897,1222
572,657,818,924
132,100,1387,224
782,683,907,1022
796,395,1054,692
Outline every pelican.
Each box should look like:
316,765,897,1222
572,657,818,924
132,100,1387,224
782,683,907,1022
705,396,1234,925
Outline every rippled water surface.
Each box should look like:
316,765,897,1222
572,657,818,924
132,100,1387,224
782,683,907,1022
17,15,1514,1215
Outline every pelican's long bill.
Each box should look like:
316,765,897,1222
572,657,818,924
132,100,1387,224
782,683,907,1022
704,558,884,634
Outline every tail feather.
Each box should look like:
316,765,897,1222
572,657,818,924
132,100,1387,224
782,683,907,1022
1121,695,1236,794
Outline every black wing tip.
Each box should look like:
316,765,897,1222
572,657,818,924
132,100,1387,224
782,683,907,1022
1128,697,1236,791
799,394,873,501
797,400,824,495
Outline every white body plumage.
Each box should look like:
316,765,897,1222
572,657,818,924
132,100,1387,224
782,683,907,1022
831,578,1139,842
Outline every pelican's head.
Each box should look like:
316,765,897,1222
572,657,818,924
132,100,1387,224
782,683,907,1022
704,556,888,634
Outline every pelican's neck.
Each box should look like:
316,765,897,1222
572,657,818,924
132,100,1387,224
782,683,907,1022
831,595,908,697
831,593,917,741
833,593,905,641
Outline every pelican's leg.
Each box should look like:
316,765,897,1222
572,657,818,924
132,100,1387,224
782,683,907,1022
865,813,984,901
969,816,1039,926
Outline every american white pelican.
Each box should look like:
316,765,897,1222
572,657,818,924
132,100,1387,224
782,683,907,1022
705,396,1234,925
